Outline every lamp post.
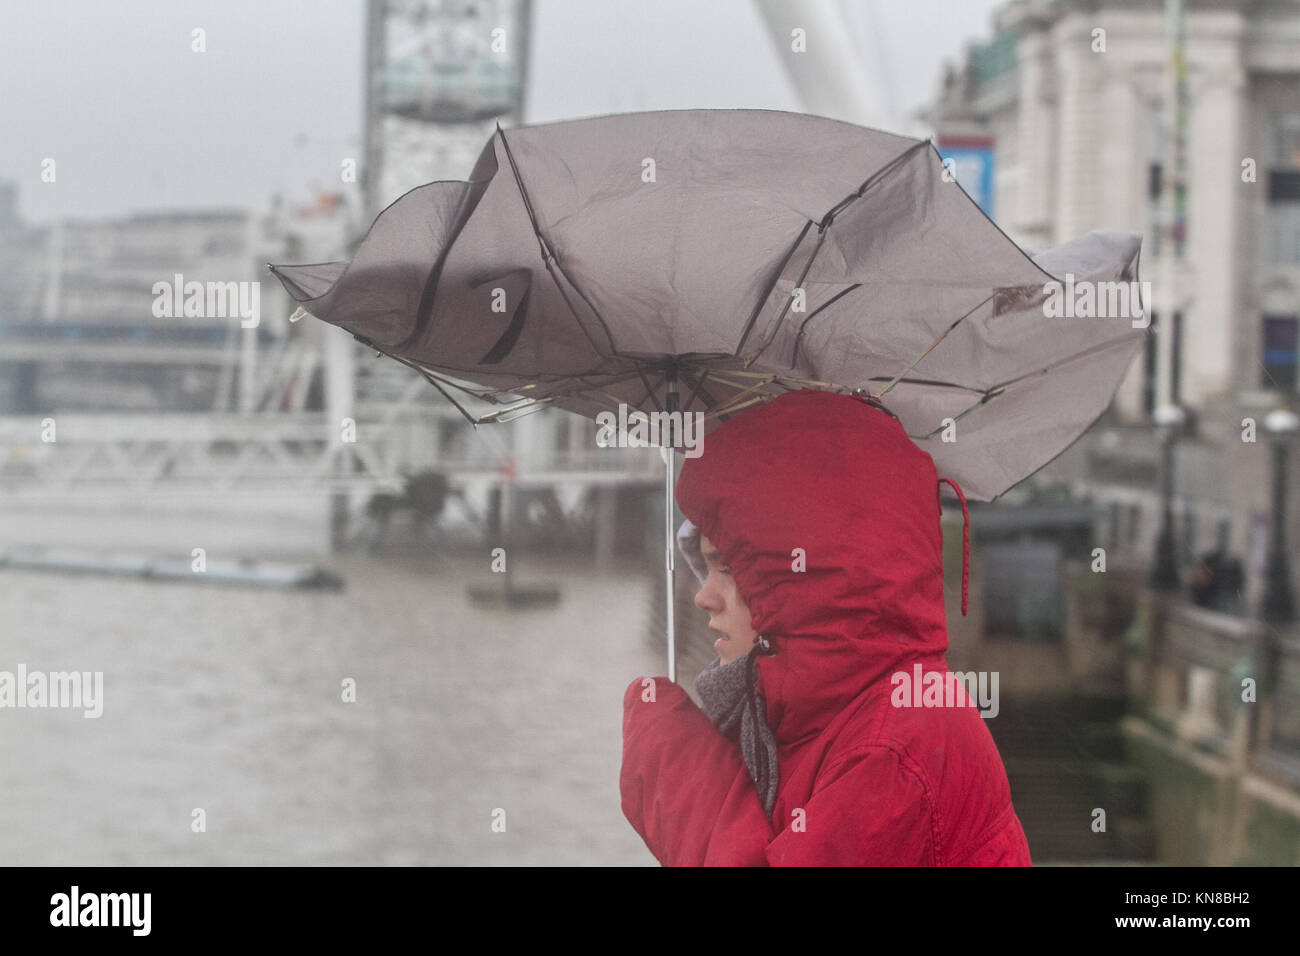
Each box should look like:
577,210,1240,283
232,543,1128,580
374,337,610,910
1261,408,1298,623
1150,403,1186,590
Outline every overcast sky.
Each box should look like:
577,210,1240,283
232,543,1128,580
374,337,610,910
0,0,1005,225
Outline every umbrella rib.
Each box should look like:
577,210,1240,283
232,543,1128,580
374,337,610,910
385,352,482,425
633,367,665,414
981,332,1145,393
738,139,933,368
374,347,623,417
821,139,932,225
470,363,683,415
679,367,719,411
506,367,659,407
871,293,995,399
495,124,621,359
791,283,863,366
917,387,1008,439
862,375,988,392
698,370,832,422
866,316,1143,405
480,357,744,424
704,394,768,423
695,371,917,426
706,369,842,391
412,355,665,409
407,366,517,403
476,398,557,425
406,354,644,394
734,220,812,357
701,372,779,418
742,228,830,369
875,342,1132,440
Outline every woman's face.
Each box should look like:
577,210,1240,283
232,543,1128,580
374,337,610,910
694,534,758,664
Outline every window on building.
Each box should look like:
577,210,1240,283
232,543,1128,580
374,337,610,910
1147,103,1165,257
1172,312,1183,404
1270,170,1300,202
1180,503,1196,565
1140,311,1182,409
1143,311,1159,416
1262,315,1299,392
1269,113,1300,265
1275,112,1300,168
437,418,460,458
1270,205,1300,265
982,538,1064,642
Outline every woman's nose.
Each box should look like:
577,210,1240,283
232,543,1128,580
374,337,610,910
694,581,720,611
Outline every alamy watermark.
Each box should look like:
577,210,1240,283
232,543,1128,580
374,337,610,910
0,664,103,718
890,664,999,719
1042,273,1151,329
595,403,704,458
50,886,150,936
152,273,260,328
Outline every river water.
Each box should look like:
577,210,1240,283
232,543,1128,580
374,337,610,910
0,551,664,865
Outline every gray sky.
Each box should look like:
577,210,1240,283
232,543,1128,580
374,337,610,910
0,0,1005,225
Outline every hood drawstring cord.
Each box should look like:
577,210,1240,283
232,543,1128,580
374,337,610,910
938,477,970,616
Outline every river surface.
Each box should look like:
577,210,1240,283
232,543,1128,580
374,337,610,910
0,551,664,865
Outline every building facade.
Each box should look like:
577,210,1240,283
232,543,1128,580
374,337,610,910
925,0,1300,613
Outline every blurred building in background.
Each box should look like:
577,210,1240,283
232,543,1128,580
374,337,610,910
0,186,357,415
925,0,1300,592
920,0,1300,864
0,0,659,563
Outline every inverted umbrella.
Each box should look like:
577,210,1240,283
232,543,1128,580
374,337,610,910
269,108,1146,680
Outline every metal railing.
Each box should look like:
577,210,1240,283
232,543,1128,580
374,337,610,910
1139,590,1300,786
0,410,662,497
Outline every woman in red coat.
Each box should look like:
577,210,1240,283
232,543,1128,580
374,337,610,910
620,389,1032,866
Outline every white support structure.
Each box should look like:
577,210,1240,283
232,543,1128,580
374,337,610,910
751,0,889,129
0,409,661,499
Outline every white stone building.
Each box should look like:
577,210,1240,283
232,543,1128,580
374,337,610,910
923,0,1300,611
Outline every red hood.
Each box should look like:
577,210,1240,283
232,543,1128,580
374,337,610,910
675,389,953,748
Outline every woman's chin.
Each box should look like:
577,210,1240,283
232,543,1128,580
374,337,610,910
715,638,746,665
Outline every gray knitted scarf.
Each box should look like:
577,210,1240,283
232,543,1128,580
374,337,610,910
694,641,780,820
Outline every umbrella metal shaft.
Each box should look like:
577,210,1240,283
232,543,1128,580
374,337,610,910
665,446,676,683
665,370,679,683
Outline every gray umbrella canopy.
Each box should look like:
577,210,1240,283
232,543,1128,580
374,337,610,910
269,108,1145,503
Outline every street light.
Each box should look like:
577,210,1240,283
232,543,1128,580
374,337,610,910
1150,403,1186,590
1261,408,1299,623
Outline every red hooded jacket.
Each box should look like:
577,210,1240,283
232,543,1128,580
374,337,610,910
620,389,1032,866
